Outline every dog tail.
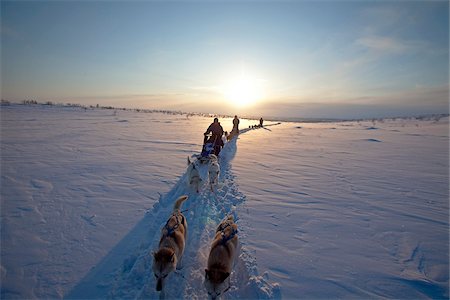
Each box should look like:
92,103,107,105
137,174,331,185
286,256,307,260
173,195,188,211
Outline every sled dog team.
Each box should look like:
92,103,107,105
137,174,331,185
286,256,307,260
152,195,238,299
153,117,243,298
188,154,220,193
153,154,236,298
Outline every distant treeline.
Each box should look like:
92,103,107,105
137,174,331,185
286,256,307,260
1,99,448,123
0,99,233,119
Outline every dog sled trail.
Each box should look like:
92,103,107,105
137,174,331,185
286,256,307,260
109,132,280,299
216,138,281,299
182,136,280,300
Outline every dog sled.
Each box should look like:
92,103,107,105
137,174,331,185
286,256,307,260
196,133,222,164
198,141,215,163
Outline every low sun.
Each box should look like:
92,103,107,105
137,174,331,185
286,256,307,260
222,73,263,107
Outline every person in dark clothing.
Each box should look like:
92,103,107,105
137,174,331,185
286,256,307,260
232,115,240,134
204,117,224,156
259,117,263,127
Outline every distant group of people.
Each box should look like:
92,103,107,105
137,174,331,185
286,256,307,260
203,115,239,156
249,118,264,129
202,115,263,157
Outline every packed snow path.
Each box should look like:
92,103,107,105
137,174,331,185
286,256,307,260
67,126,281,299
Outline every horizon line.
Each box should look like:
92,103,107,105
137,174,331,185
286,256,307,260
2,99,449,124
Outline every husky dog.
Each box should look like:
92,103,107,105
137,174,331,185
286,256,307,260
222,132,228,144
187,157,202,193
208,154,220,192
152,195,188,291
227,131,235,141
204,215,239,299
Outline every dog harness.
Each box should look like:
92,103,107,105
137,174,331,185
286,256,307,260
164,213,185,236
218,221,238,245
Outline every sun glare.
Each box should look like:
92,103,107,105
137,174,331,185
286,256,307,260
222,73,264,107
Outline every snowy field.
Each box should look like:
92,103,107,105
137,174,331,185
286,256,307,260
1,104,448,299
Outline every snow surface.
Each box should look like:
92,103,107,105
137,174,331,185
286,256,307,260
1,104,448,299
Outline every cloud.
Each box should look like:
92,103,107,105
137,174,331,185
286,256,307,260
252,84,449,119
356,36,405,53
383,84,449,107
356,35,428,54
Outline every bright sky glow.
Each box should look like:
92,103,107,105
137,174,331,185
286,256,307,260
222,70,264,108
1,1,448,119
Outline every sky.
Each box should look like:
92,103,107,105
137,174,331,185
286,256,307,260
1,1,449,119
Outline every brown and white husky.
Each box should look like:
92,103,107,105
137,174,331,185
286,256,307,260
152,195,188,291
204,215,239,299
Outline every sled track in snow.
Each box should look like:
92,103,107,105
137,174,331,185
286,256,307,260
110,133,280,299
67,128,280,299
